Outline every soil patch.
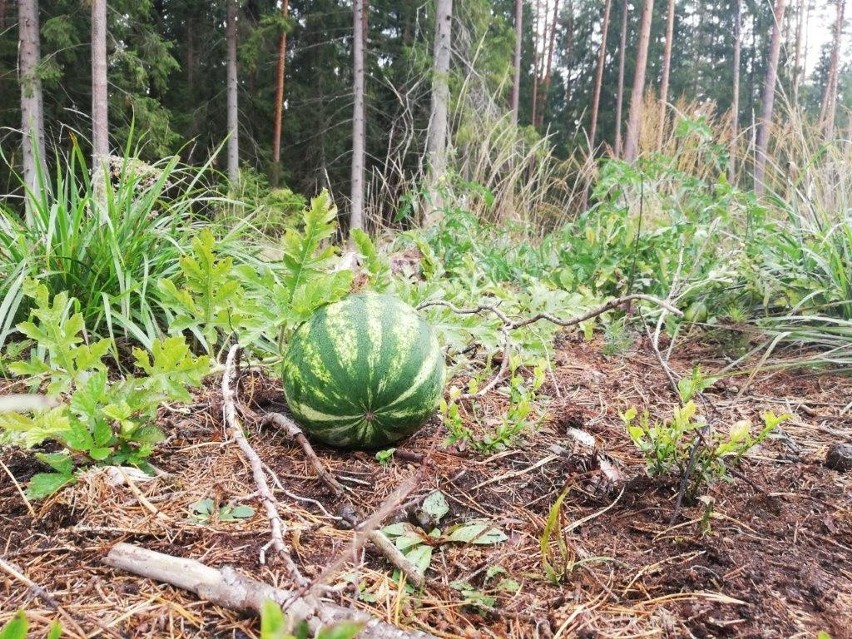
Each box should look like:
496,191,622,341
2,336,850,638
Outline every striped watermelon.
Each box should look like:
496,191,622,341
281,292,445,448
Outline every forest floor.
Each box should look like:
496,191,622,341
1,332,851,639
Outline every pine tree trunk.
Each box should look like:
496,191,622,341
91,0,109,190
656,0,675,150
18,0,46,211
226,0,239,186
511,0,523,126
623,0,653,163
589,0,612,152
614,0,629,157
820,0,845,139
350,0,367,232
729,0,742,182
754,0,786,196
424,0,452,225
271,0,290,186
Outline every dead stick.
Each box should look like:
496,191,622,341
254,410,426,587
303,465,429,596
0,557,91,639
419,294,681,399
222,344,306,584
261,412,349,500
104,543,438,639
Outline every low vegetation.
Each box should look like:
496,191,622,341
1,109,849,637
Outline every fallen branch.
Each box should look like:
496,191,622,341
104,544,438,639
303,465,429,596
419,293,682,399
261,411,427,589
222,344,306,584
261,412,350,500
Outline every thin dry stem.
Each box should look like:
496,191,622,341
222,344,306,584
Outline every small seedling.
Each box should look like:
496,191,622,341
374,448,396,466
189,498,255,524
624,403,789,498
381,490,507,578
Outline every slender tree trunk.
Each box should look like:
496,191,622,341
271,0,290,186
91,0,109,189
350,0,367,232
820,0,845,139
226,0,239,186
623,0,654,163
18,0,46,211
530,0,543,130
539,0,561,128
729,0,742,182
511,0,522,126
424,0,452,225
657,0,675,150
589,0,612,152
614,0,628,157
754,0,786,196
791,0,805,104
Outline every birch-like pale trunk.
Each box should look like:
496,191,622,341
226,0,239,186
424,0,452,225
350,0,366,232
623,0,654,163
539,0,561,128
820,0,845,140
91,0,109,194
754,0,786,196
18,0,46,212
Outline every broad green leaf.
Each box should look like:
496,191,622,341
380,522,408,537
46,621,63,639
0,611,27,639
61,418,94,452
129,424,166,444
35,452,74,474
134,336,209,402
222,506,254,520
316,621,365,639
260,600,286,639
27,471,75,499
190,498,215,516
445,522,507,545
404,544,433,574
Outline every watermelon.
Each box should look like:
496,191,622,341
281,292,445,448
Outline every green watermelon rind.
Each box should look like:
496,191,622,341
282,292,445,448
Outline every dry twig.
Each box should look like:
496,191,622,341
104,543,439,639
419,293,681,399
222,344,307,584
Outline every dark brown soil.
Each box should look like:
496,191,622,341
1,335,850,638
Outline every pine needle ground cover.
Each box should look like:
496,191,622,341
1,337,850,638
1,159,851,638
